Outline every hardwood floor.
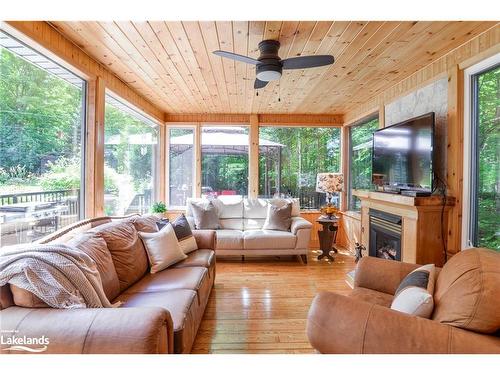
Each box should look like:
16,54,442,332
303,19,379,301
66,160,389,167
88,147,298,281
191,249,355,354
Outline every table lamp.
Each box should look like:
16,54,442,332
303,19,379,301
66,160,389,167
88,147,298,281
316,173,344,218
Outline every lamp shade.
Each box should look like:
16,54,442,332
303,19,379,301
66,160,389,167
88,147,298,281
315,173,344,193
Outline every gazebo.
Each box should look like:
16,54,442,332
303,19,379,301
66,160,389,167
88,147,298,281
170,127,284,197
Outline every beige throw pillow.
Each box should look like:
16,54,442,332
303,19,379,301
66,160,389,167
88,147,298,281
189,200,220,229
391,264,436,318
263,202,292,231
138,224,187,274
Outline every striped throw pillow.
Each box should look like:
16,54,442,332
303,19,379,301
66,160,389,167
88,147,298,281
391,264,436,318
171,214,198,254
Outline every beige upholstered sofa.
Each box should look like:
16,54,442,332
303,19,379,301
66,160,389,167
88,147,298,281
185,197,312,262
306,248,500,353
0,215,216,354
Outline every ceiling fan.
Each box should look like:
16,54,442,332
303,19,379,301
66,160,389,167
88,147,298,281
213,40,335,89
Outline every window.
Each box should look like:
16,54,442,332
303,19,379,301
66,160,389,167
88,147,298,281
201,126,249,198
104,93,159,216
348,116,379,211
168,127,195,207
258,127,341,209
465,59,499,251
0,30,86,247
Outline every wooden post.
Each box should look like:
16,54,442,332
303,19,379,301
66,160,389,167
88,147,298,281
340,125,349,211
158,124,166,204
446,65,464,258
249,114,259,199
195,123,202,198
85,76,105,217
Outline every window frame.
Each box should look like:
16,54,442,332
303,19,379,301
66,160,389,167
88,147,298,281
347,114,379,212
462,53,500,250
166,124,197,210
0,29,88,221
103,90,161,215
257,125,342,210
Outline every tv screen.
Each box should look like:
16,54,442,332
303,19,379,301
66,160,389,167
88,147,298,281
372,112,434,192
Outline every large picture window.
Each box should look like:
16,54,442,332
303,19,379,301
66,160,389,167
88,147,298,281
201,126,249,198
348,116,379,211
168,127,195,207
467,62,499,251
104,94,159,216
258,127,341,209
0,31,86,247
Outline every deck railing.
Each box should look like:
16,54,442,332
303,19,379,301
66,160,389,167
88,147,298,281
0,189,80,216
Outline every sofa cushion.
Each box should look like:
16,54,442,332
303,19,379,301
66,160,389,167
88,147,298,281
120,267,208,294
189,200,220,230
138,224,187,274
127,214,159,233
9,284,48,308
68,233,121,301
216,230,244,250
217,197,243,218
89,221,148,291
116,289,197,353
243,230,296,250
172,249,215,269
244,198,268,219
171,214,198,254
432,248,500,334
219,218,244,231
350,287,393,308
243,218,266,230
263,202,292,231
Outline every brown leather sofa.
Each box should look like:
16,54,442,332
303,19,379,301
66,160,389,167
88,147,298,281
307,248,500,353
0,215,216,354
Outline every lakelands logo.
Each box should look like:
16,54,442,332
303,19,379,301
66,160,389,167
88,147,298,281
1,331,49,353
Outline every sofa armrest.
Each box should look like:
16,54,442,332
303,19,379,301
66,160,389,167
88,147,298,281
354,256,421,295
0,306,173,354
290,216,312,235
307,292,500,354
193,229,216,250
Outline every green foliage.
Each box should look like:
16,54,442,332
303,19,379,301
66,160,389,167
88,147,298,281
258,127,341,197
39,157,81,190
349,118,379,210
476,66,499,251
0,48,84,177
0,165,35,185
151,201,167,214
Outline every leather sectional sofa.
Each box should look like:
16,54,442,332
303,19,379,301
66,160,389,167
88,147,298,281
0,215,216,354
186,197,312,261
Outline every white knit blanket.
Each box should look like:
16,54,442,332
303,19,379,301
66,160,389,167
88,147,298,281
0,243,119,309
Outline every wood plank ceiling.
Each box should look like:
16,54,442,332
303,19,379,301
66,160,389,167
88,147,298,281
50,21,497,115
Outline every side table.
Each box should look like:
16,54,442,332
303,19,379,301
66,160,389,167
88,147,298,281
316,216,339,261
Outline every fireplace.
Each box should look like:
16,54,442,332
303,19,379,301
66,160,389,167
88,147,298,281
369,209,402,261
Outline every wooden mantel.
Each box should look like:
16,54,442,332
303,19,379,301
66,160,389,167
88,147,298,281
353,190,455,266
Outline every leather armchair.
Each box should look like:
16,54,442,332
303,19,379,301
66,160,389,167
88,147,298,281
307,253,500,354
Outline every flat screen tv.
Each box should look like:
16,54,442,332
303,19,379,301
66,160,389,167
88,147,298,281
372,112,434,193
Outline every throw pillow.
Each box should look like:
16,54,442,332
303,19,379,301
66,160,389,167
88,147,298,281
138,223,187,274
262,202,292,231
171,214,198,254
156,218,170,231
189,200,220,229
391,264,436,318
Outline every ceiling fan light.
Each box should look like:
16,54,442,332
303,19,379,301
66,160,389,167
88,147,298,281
256,69,282,82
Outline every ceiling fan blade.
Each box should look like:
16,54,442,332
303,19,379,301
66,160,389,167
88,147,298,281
282,55,334,70
213,50,259,65
254,79,268,89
